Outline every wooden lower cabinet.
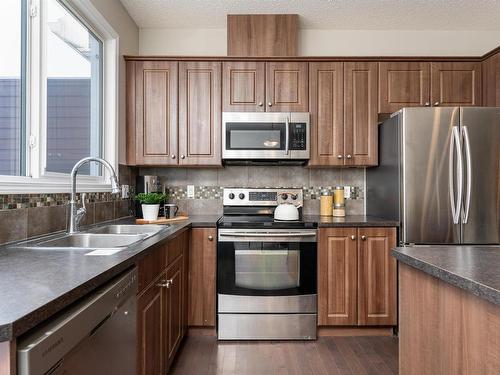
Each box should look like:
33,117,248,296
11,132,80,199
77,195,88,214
136,230,189,375
137,273,165,375
318,227,397,327
188,228,217,326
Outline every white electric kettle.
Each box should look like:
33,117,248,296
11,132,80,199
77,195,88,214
274,203,299,221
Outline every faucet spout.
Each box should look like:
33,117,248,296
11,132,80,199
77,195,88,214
68,157,120,234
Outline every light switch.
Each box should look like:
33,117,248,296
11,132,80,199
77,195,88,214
187,185,195,198
344,186,351,199
121,185,130,199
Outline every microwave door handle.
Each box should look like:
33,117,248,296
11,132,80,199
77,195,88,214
285,117,290,155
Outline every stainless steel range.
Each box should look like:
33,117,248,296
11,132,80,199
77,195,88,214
217,188,317,340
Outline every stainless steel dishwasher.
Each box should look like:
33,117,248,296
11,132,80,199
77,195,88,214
17,268,138,375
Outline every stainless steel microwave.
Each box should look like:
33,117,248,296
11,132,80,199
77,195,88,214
222,112,310,161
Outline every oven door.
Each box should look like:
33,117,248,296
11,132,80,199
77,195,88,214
217,229,317,313
222,112,310,160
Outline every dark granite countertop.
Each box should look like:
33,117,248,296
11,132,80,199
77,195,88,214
393,246,500,306
304,215,399,227
0,213,395,342
0,215,220,342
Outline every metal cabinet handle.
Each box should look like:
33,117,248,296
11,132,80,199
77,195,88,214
337,155,343,159
434,101,440,106
180,155,185,159
350,235,356,240
268,102,272,107
258,102,263,107
171,154,176,159
156,279,172,288
424,102,430,106
208,235,214,241
346,155,352,159
361,235,367,241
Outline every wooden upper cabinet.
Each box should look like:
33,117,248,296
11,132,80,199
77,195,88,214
128,61,178,165
379,62,430,113
266,62,308,112
344,62,378,166
223,61,266,112
431,62,482,106
482,51,500,106
357,227,397,326
179,61,222,166
308,62,344,166
188,228,216,327
318,228,358,326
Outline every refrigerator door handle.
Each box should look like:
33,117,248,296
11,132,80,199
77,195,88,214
449,126,463,224
461,126,472,224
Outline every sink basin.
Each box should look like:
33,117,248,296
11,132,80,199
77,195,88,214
19,233,147,250
88,224,168,236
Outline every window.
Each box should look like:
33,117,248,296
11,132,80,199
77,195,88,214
0,0,26,176
45,0,103,176
0,0,118,192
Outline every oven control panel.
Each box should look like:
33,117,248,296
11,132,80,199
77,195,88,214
289,123,307,150
223,188,303,207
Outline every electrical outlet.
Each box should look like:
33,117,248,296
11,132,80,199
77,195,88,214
121,185,130,199
187,185,195,198
344,186,351,199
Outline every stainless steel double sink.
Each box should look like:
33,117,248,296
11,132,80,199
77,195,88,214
12,225,169,252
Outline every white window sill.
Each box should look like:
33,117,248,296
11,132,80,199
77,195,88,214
0,176,114,194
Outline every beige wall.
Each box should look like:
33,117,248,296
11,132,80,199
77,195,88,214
89,0,139,164
139,28,500,56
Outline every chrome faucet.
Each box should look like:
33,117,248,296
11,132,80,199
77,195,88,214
68,157,120,234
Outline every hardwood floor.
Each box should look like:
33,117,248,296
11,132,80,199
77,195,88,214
169,335,398,375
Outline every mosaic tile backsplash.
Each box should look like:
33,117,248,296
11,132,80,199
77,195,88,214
139,166,366,216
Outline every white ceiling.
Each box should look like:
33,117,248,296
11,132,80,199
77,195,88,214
120,0,500,30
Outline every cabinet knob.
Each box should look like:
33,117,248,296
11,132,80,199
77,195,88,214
351,235,356,240
424,102,430,106
258,102,263,107
434,101,440,106
337,155,343,159
268,102,272,107
156,279,172,288
180,155,185,159
171,154,176,159
208,235,214,241
361,235,367,241
346,154,352,159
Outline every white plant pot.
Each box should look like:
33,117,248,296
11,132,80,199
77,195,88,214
142,204,160,221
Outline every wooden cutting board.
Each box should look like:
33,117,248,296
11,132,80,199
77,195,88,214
135,216,189,224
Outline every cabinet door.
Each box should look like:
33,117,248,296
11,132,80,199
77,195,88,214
357,227,397,326
266,62,308,112
165,256,183,369
179,62,222,166
308,62,344,166
318,228,358,326
132,61,178,165
344,62,378,166
137,275,165,375
188,228,216,326
379,62,430,113
431,62,482,106
223,61,265,112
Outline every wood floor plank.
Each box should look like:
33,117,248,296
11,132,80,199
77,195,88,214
169,336,398,375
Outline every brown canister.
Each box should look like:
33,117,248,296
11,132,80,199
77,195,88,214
320,191,333,216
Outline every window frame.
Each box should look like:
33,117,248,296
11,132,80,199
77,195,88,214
0,0,119,194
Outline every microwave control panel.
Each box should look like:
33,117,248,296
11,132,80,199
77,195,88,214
289,123,307,150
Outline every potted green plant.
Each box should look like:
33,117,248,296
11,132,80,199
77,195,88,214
135,192,168,221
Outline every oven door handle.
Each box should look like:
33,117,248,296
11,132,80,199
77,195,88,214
219,232,317,237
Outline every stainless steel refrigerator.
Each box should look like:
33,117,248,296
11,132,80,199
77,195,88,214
367,107,499,245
